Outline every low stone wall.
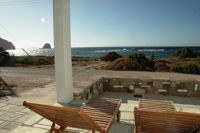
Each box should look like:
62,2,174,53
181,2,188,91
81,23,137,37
73,77,200,99
73,76,104,100
103,78,200,97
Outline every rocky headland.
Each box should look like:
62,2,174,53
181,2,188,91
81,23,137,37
0,37,15,50
42,43,51,49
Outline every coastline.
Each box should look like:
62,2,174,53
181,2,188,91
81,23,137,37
1,46,200,97
7,46,200,60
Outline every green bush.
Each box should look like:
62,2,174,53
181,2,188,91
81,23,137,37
197,57,200,64
170,63,200,74
129,52,146,63
0,47,10,64
173,47,199,58
100,52,122,61
170,65,183,73
128,52,155,71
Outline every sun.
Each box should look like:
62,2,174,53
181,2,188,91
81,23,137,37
41,18,45,22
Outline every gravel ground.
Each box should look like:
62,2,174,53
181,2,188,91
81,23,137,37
0,67,55,95
0,61,107,96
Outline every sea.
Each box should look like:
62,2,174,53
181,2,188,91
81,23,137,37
6,46,200,60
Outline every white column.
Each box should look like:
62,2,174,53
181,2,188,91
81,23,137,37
53,0,73,103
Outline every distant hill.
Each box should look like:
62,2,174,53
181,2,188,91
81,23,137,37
0,37,15,50
42,43,51,49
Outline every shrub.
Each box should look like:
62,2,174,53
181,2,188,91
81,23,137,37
173,47,199,58
128,52,155,71
101,58,134,70
170,64,184,73
197,57,200,64
155,60,170,71
100,52,122,61
129,52,146,63
170,63,200,74
0,47,10,64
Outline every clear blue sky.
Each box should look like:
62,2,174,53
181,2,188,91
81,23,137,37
0,0,200,48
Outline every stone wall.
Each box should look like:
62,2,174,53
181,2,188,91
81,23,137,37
73,76,104,100
103,78,200,97
73,77,200,100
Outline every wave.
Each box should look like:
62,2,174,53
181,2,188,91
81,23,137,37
94,48,131,53
138,49,165,52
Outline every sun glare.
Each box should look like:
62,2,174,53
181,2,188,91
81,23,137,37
41,18,45,22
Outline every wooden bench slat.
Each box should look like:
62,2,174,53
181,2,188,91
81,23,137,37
84,104,119,109
139,108,200,117
140,101,173,104
140,115,200,122
139,103,174,107
57,122,94,129
135,108,200,133
140,120,198,128
89,98,121,102
138,99,176,111
139,99,173,103
141,126,186,133
139,107,175,110
82,110,115,115
84,114,112,119
86,102,119,106
135,99,200,133
26,106,94,129
82,105,118,110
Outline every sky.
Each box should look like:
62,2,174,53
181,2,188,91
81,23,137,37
0,0,200,48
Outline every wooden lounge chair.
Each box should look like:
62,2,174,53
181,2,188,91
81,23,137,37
134,107,200,133
23,98,121,133
138,99,176,111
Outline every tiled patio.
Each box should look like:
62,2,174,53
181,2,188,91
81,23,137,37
1,92,200,133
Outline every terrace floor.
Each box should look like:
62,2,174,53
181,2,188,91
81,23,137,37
1,92,200,133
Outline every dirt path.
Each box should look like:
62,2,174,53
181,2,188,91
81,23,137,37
0,60,108,95
0,67,55,95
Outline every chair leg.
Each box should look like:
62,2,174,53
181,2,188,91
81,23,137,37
117,110,121,123
49,122,55,133
54,126,65,133
92,128,95,133
58,126,65,130
49,122,66,133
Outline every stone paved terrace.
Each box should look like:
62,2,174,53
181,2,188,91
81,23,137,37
1,68,200,132
1,92,200,133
